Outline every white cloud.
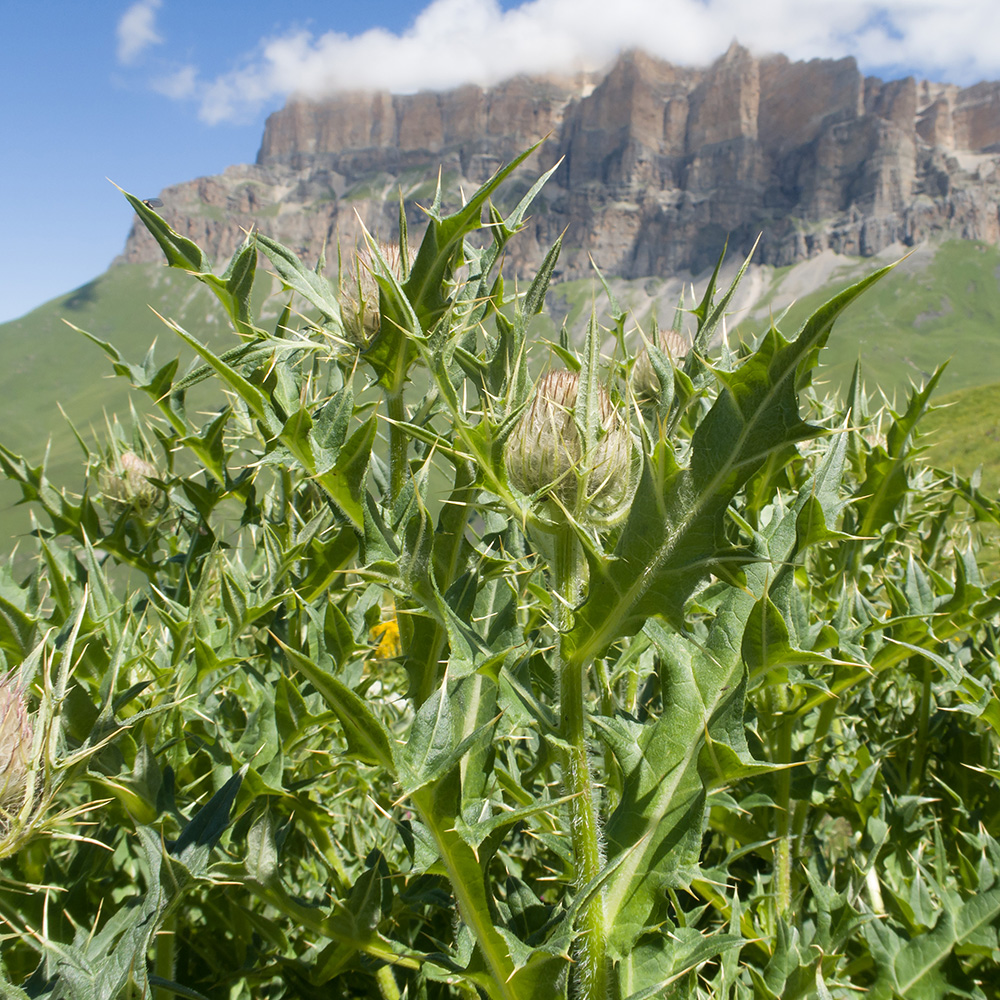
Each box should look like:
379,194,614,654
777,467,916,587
117,0,163,65
184,0,1000,123
151,64,197,99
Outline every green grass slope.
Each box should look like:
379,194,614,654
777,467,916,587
1,265,208,462
749,241,1000,517
746,240,1000,401
922,381,1000,495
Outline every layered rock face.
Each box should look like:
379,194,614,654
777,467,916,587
119,44,1000,280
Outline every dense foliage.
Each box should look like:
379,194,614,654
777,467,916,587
1,145,1000,999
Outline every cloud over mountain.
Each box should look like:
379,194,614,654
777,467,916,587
176,0,1000,123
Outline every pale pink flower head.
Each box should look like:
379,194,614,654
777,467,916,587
99,450,164,522
0,674,32,820
505,370,636,526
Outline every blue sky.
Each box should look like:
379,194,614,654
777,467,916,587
3,0,998,324
1,1,441,323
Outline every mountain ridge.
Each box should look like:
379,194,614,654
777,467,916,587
117,43,1000,282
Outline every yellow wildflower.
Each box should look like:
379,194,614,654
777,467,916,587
369,618,402,659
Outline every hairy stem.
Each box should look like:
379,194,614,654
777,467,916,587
386,388,407,504
553,525,608,1000
375,965,401,1000
773,687,794,920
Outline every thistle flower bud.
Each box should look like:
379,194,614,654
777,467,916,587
342,241,413,347
99,450,164,522
505,370,636,525
632,329,691,405
0,677,32,820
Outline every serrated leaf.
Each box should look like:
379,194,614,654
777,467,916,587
118,187,206,272
854,365,945,539
568,262,893,663
278,640,395,771
256,232,343,329
880,888,1000,999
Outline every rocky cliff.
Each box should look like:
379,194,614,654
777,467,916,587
118,44,1000,280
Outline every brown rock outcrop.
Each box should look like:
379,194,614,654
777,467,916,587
118,45,1000,282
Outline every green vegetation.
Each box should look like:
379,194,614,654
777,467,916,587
0,262,286,544
6,229,1000,550
923,381,1000,496
0,148,999,999
547,239,1000,407
750,240,1000,400
751,240,1000,502
550,239,1000,501
0,265,210,461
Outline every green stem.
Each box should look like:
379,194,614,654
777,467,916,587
375,965,401,1000
812,697,838,750
552,525,608,1000
910,655,933,792
411,791,519,1000
386,389,407,504
280,466,293,522
171,513,207,607
772,687,793,920
152,913,175,1000
791,696,839,846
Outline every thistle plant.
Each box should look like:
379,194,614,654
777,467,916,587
341,239,414,348
0,144,999,999
505,369,637,526
631,325,691,405
98,448,164,522
0,603,170,871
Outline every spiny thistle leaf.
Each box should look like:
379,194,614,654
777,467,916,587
567,262,895,663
